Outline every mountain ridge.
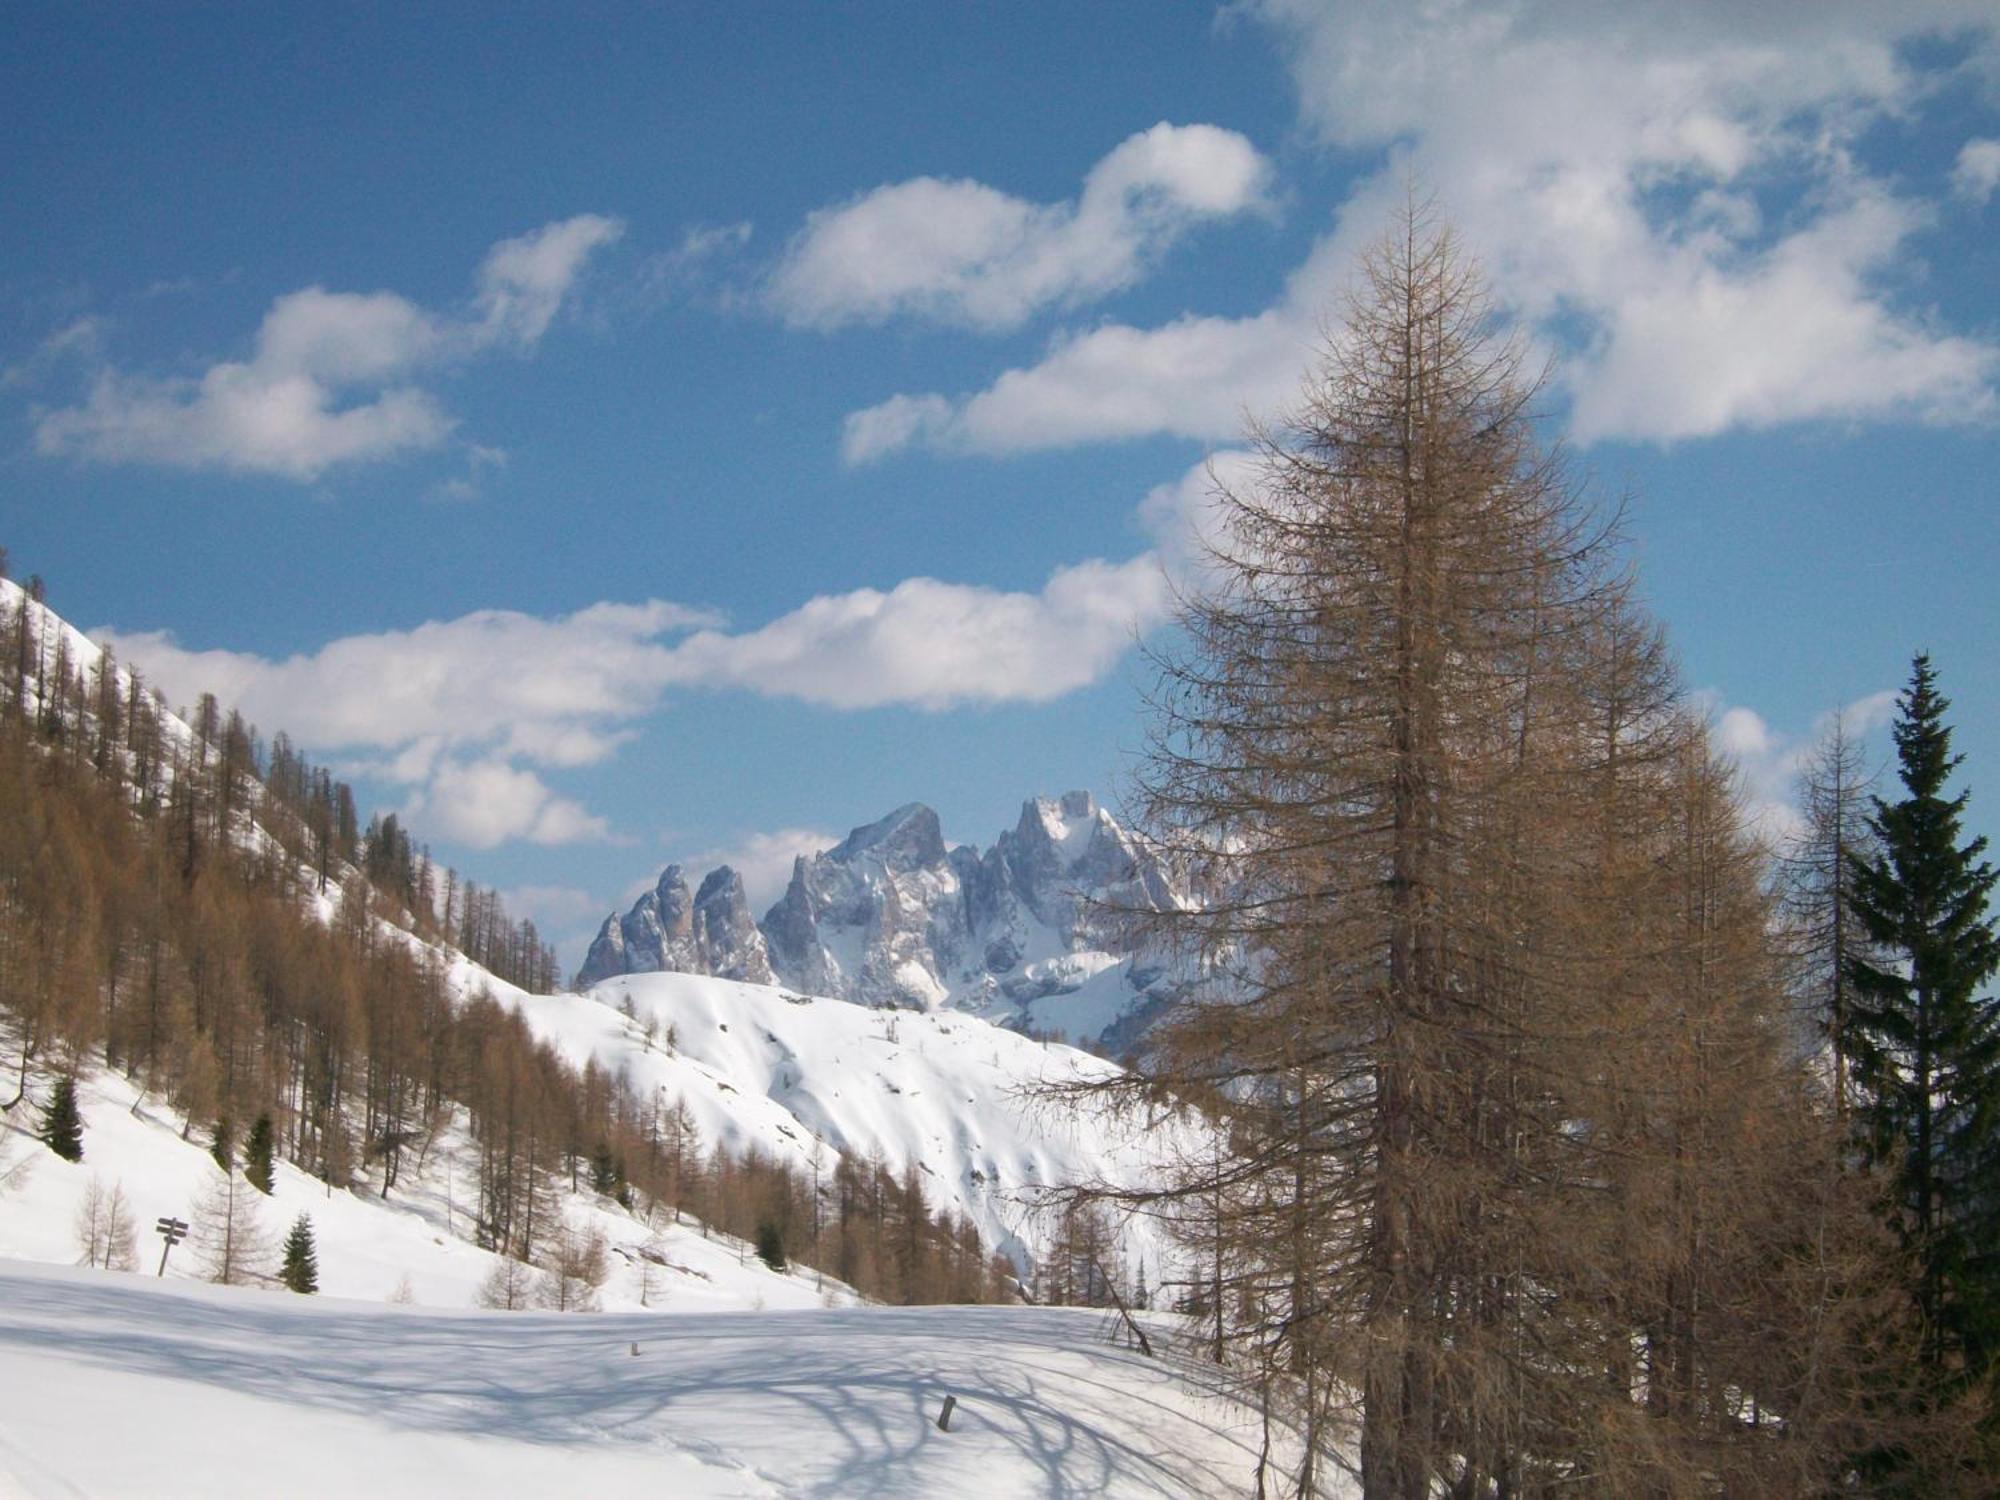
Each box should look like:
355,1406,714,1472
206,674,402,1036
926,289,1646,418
578,790,1185,1044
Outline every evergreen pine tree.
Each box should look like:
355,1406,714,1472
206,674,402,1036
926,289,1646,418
589,1141,617,1196
755,1220,787,1273
279,1213,318,1294
1848,653,2000,1380
244,1113,275,1195
209,1116,233,1172
38,1075,83,1162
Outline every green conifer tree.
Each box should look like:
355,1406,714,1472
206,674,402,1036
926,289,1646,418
209,1117,233,1173
279,1213,318,1295
1848,654,2000,1381
244,1113,275,1195
755,1220,787,1273
589,1142,617,1196
38,1076,83,1163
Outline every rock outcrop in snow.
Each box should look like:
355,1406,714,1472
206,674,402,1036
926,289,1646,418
581,863,774,986
577,792,1186,1043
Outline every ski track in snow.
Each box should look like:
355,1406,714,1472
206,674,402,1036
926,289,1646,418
0,1261,1285,1499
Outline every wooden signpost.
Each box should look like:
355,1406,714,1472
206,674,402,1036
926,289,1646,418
155,1216,188,1277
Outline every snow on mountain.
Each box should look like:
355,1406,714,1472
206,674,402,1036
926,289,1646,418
579,791,1189,1046
0,578,1196,1303
474,968,1195,1280
0,1259,1296,1499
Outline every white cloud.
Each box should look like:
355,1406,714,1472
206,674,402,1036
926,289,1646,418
665,554,1173,709
675,828,839,914
474,214,624,345
840,394,957,466
99,559,1175,747
39,367,457,481
406,759,610,848
35,215,622,480
771,122,1270,332
844,302,1318,462
848,6,1998,458
3,314,109,388
93,539,1181,846
1953,138,2000,203
1706,689,1898,845
498,884,606,932
96,598,719,756
1565,184,1995,440
1135,448,1264,591
634,221,754,307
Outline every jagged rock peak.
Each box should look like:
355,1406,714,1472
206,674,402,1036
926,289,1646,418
693,864,745,908
574,860,772,989
689,865,774,985
575,791,1187,1042
828,801,946,870
652,863,695,916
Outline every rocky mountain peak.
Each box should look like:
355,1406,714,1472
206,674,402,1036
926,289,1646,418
688,865,773,985
653,864,695,918
577,859,771,989
576,791,1187,1042
827,801,947,872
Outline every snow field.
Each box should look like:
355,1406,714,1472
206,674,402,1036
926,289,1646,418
0,1260,1289,1499
506,969,1197,1275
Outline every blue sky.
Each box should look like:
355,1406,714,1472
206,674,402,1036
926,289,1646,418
5,3,1997,968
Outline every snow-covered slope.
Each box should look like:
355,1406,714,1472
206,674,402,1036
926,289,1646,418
579,791,1189,1045
0,576,1195,1296
2,961,1195,1308
490,970,1196,1279
0,1059,839,1316
0,1259,1301,1499
1,574,198,766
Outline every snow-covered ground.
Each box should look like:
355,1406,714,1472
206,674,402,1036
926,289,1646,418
498,970,1197,1275
0,1063,841,1315
0,1260,1288,1499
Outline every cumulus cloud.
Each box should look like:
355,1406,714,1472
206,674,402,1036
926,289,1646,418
843,307,1313,463
96,597,705,850
771,122,1270,332
2,315,109,389
498,885,609,963
848,5,1998,458
675,828,840,913
1134,447,1263,589
35,214,622,480
1953,138,2000,203
1706,689,1898,844
665,555,1173,709
406,759,611,848
96,598,718,755
93,540,1182,846
501,884,607,927
634,221,755,308
474,214,625,345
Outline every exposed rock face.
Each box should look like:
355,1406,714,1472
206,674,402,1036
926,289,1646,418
689,866,775,985
575,792,1185,1043
577,863,772,989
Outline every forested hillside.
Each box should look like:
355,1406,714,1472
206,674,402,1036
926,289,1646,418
0,570,1015,1306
